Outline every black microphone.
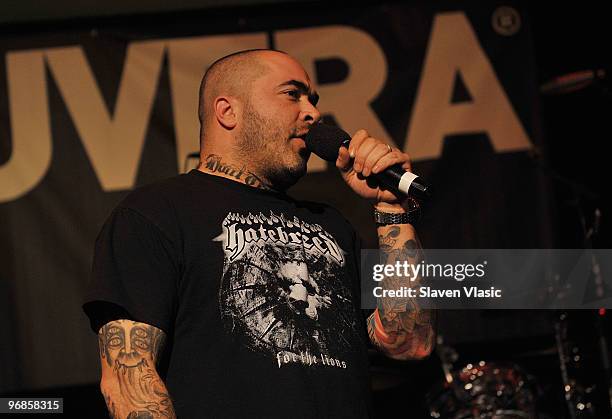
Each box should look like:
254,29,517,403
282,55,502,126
304,123,430,200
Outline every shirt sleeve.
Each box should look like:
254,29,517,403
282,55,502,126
82,206,180,335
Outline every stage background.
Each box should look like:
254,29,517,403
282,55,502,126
2,2,610,416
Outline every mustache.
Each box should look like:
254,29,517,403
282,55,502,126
291,126,312,138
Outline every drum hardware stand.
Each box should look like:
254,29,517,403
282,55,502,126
436,334,459,386
579,206,612,415
541,71,612,415
554,312,578,419
432,334,466,411
553,205,610,418
596,308,612,413
529,131,610,416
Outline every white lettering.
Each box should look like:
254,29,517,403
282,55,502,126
419,287,461,298
406,12,531,161
0,50,51,202
45,42,165,190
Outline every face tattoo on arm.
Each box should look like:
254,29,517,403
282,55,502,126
99,320,176,419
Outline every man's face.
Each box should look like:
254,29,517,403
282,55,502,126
236,53,321,190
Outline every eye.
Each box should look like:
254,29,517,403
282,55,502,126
133,339,149,350
133,328,148,338
285,90,301,100
108,337,122,347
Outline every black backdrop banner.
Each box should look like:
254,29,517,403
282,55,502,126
0,2,553,392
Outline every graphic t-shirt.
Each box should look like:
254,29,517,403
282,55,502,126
83,170,372,419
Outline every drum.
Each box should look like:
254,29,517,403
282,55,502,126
428,361,537,418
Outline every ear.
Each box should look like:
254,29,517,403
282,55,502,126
214,96,238,129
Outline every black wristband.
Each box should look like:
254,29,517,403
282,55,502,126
373,200,421,226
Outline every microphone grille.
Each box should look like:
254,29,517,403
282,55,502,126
304,124,351,162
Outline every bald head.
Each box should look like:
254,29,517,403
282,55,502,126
195,49,320,189
198,49,287,139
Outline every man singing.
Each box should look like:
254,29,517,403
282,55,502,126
83,49,435,418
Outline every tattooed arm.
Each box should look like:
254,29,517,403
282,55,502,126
98,320,176,418
366,205,436,360
332,128,435,360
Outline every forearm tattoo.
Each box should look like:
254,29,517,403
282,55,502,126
199,154,269,190
369,226,436,359
99,320,176,418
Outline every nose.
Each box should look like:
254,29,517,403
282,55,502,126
300,101,321,125
122,333,132,353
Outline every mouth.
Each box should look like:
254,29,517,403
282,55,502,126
294,128,310,140
114,357,148,372
290,130,311,156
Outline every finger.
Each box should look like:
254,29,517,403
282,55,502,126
347,129,369,158
362,143,393,177
400,152,413,172
371,151,410,174
353,137,379,173
336,146,352,172
401,160,413,172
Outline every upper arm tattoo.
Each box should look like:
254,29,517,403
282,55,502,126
99,320,166,369
98,320,175,418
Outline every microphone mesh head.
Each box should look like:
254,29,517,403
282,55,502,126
304,124,351,162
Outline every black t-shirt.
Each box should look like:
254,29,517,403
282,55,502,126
83,170,372,419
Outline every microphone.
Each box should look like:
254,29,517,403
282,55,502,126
304,123,430,200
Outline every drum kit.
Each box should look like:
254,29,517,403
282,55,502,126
427,359,537,418
425,318,605,419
